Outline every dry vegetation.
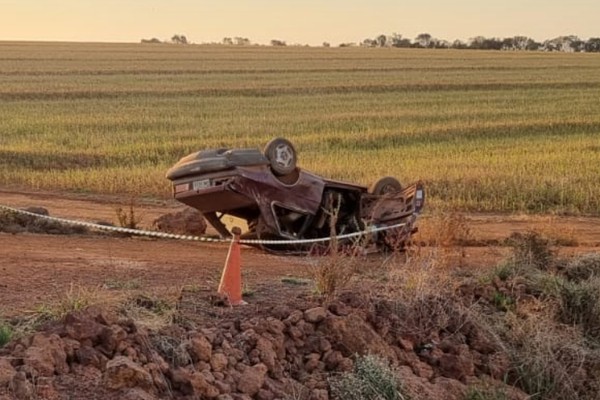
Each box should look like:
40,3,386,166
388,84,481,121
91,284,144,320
1,42,600,213
3,220,600,399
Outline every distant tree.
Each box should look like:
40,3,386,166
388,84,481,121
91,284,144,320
432,39,450,49
322,42,331,47
543,36,582,52
468,36,502,50
270,39,287,46
570,36,585,52
234,37,251,46
361,38,377,47
338,42,356,47
513,36,531,50
390,33,411,48
171,34,188,44
141,38,161,44
502,37,516,50
222,37,233,45
376,34,388,47
585,38,600,52
415,33,432,48
451,39,468,49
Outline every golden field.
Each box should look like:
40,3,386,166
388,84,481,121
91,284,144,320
1,41,599,213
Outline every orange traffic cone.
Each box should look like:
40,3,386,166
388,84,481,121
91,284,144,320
218,226,247,306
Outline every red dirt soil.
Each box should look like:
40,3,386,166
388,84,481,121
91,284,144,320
1,189,599,318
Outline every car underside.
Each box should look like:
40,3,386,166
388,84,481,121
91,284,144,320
166,138,424,254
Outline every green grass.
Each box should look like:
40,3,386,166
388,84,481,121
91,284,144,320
0,322,12,347
1,42,600,213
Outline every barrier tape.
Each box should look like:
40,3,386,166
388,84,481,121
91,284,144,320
0,204,409,246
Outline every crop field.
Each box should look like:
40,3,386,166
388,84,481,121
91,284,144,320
1,41,600,213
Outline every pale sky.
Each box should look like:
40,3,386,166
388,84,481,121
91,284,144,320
0,0,598,45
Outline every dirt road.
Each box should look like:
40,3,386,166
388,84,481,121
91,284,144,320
1,189,599,318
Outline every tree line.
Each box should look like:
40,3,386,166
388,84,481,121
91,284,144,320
141,33,600,52
356,33,600,52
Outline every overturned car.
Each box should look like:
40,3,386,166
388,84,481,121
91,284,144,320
166,138,424,253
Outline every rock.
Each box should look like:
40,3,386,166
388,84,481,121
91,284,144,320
62,337,81,361
62,312,105,343
257,389,274,400
153,208,207,236
338,357,354,372
466,324,499,354
23,207,49,216
432,377,467,399
171,368,219,398
265,317,285,335
189,335,213,362
237,363,267,396
10,372,33,400
414,360,435,380
71,364,102,381
97,325,128,356
399,338,415,351
311,388,329,400
270,305,291,320
438,349,474,382
323,350,343,370
211,352,229,372
288,326,303,340
299,319,316,336
285,310,304,325
395,366,444,399
0,358,16,386
327,301,350,316
255,337,277,371
23,333,68,377
319,314,394,361
304,307,327,324
304,353,321,372
34,377,61,400
121,388,158,400
214,380,232,394
76,345,105,370
319,338,332,353
145,363,169,393
103,356,153,391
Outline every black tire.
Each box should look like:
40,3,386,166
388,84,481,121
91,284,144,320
369,176,402,195
264,138,297,176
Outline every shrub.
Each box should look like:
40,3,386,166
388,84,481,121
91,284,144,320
330,354,409,400
558,278,600,340
565,253,600,282
507,231,554,271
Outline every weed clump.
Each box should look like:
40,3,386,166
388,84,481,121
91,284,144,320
507,231,554,271
0,322,12,347
564,253,600,282
330,354,409,400
0,209,88,235
558,278,600,340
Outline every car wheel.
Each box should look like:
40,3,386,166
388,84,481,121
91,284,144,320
264,138,297,176
369,176,402,195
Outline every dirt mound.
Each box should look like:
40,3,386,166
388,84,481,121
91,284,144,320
0,291,529,400
0,208,88,235
152,208,207,236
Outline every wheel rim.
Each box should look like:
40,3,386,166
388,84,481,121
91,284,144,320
274,143,294,168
